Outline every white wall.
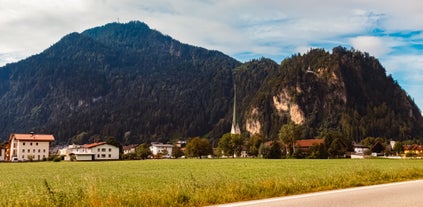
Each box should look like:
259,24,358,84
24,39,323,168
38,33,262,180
61,144,119,161
11,140,50,161
75,154,93,161
0,148,5,161
91,144,119,160
150,144,173,157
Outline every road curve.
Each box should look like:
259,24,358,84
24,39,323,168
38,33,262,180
208,180,423,207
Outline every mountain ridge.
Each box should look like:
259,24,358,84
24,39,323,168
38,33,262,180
0,21,421,144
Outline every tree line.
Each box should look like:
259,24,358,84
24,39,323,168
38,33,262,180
122,121,421,160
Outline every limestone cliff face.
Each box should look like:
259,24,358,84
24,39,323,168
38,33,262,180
273,91,290,113
272,90,305,125
289,104,305,125
245,107,261,135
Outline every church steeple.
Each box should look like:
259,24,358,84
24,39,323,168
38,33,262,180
231,84,241,135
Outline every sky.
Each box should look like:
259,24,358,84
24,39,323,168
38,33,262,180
0,0,422,111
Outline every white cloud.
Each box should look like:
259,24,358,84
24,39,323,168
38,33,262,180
381,54,423,110
0,0,422,109
349,36,390,57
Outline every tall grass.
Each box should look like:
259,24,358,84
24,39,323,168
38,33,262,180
1,159,423,206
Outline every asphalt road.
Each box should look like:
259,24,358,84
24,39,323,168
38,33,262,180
209,180,423,207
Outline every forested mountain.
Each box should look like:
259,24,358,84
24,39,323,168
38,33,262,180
0,21,240,144
234,48,423,141
0,21,421,144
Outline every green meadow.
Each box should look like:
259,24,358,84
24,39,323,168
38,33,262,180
1,159,423,207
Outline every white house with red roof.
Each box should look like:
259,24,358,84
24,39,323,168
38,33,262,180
59,142,119,161
7,133,55,161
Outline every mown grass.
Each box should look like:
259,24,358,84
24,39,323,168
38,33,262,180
1,159,423,206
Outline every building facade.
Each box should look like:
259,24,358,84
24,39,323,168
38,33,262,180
7,133,55,161
60,142,120,161
150,142,173,158
0,146,5,161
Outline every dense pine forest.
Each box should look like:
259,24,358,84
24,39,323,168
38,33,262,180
0,21,421,144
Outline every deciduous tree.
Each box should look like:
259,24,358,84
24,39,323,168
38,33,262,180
279,122,301,156
135,143,152,160
247,134,263,157
185,137,212,158
322,130,352,158
217,133,244,157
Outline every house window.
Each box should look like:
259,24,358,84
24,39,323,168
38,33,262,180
43,149,46,153
43,155,45,158
22,149,25,153
28,149,30,153
101,154,106,158
101,148,106,152
108,154,111,158
23,142,25,146
97,154,100,158
36,143,38,146
30,142,33,146
38,155,40,160
109,148,111,152
38,149,41,153
98,148,100,152
22,155,24,159
13,143,16,148
33,149,35,153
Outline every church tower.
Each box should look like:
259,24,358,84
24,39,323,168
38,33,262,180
231,84,241,135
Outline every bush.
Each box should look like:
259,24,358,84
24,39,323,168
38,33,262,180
53,157,62,162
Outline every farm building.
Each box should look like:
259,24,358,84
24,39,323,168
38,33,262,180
404,144,423,156
353,144,370,154
7,133,54,161
150,142,173,158
122,144,139,154
294,139,325,152
59,142,119,161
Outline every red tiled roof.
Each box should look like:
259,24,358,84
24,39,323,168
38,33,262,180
122,144,139,151
10,133,54,142
404,144,423,151
295,139,324,147
83,142,106,148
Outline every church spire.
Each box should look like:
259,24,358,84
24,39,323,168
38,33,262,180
231,84,241,135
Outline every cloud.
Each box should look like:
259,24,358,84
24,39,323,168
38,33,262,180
381,54,423,110
349,36,390,57
0,0,422,109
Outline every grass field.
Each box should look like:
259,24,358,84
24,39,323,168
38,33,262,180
1,159,423,207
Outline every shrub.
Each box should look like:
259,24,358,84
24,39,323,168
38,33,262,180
53,156,62,162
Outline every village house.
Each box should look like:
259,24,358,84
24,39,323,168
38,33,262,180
294,138,325,153
150,142,173,158
404,144,423,156
370,142,386,156
6,133,55,161
353,143,370,154
122,144,139,154
59,142,119,161
351,143,370,159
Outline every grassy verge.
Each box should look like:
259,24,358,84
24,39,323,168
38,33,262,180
1,159,423,206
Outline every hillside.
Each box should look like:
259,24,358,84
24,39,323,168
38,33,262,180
0,21,240,144
0,21,421,144
234,48,423,141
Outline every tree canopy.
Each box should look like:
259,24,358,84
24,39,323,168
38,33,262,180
185,137,212,158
